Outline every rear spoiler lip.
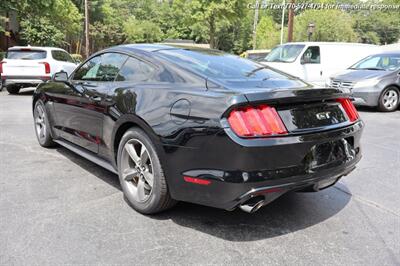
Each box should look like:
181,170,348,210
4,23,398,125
243,87,351,105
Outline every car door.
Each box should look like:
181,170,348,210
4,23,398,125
300,46,323,86
52,52,128,153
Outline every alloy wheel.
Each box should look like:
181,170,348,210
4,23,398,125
35,105,47,141
120,139,154,202
383,89,399,109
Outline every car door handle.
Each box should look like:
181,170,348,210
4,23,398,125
89,95,102,102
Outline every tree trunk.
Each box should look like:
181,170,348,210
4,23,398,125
209,16,216,49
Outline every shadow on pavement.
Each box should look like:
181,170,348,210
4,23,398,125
356,105,400,113
55,145,351,242
56,147,121,191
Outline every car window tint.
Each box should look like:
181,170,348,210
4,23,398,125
73,55,102,81
116,57,156,82
73,53,128,81
6,50,46,60
158,49,288,81
97,53,128,81
52,50,75,63
302,46,320,64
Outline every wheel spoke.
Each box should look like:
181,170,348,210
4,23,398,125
39,127,45,138
143,170,154,187
123,168,139,182
136,178,146,202
37,106,43,117
125,143,140,164
140,148,149,164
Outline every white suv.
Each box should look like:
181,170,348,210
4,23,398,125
0,46,78,94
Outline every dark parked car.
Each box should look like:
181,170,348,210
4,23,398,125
33,44,363,214
329,52,400,112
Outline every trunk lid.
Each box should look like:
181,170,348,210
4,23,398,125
243,87,353,134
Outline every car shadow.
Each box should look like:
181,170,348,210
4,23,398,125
55,145,351,242
356,106,379,113
356,105,400,113
55,147,121,191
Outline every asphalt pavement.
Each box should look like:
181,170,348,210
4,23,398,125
0,88,399,265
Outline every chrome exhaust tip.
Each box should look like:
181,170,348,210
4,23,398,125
239,197,265,213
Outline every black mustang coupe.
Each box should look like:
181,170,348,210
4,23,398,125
33,44,363,214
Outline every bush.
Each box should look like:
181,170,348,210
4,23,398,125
0,52,5,61
71,54,83,63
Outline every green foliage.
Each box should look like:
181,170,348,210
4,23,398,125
294,10,358,42
20,17,65,46
354,10,400,44
0,16,5,32
71,53,83,63
189,0,242,49
90,21,125,50
5,0,400,54
256,16,281,49
123,17,163,43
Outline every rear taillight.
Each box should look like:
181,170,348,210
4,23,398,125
0,61,6,74
227,105,287,137
39,62,51,74
336,98,359,122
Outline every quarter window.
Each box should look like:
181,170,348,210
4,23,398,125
116,57,157,82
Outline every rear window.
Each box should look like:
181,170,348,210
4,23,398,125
51,50,75,63
157,49,288,81
6,50,47,60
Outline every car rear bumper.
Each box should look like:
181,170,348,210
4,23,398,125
2,75,50,86
162,120,363,210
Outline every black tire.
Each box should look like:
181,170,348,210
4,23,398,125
6,85,20,94
117,127,176,214
377,86,400,112
33,100,56,147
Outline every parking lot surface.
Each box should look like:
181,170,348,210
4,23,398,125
0,88,399,265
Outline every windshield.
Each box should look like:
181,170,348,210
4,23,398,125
6,50,47,60
264,44,305,63
350,54,400,71
158,49,289,80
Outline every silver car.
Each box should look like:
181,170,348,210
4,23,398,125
329,52,400,112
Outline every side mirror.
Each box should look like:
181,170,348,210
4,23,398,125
52,71,69,82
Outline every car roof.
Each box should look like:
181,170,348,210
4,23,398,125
370,51,400,56
279,42,378,47
109,43,222,55
8,46,66,52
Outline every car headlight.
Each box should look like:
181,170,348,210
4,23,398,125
353,79,379,89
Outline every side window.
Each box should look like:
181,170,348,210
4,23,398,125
301,46,320,64
73,55,102,81
116,57,157,82
97,53,128,81
52,50,75,63
72,53,128,82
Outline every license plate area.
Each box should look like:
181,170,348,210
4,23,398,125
304,138,356,171
278,102,348,132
